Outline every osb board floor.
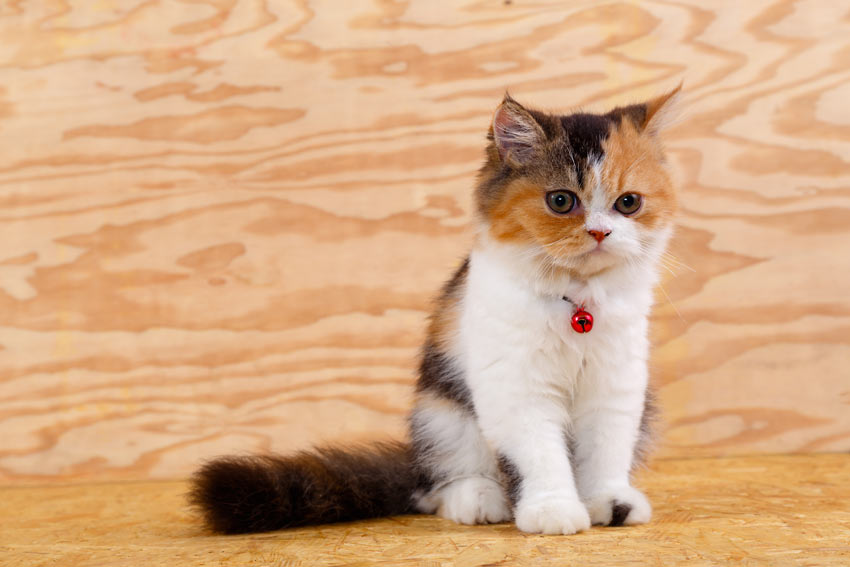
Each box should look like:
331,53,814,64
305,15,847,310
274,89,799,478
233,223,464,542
2,454,849,567
3,0,850,484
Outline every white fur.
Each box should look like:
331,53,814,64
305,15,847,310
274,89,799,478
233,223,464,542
410,394,500,481
422,477,511,525
584,485,651,526
453,210,671,534
411,393,511,523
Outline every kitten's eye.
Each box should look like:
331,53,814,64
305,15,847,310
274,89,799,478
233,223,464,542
546,190,577,214
614,193,642,215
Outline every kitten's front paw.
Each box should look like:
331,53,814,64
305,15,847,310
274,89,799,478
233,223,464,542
584,485,651,527
514,494,590,535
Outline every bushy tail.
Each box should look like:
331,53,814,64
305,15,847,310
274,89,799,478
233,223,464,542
189,441,421,534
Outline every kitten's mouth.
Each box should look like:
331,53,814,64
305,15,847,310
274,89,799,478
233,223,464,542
547,246,611,268
536,239,619,273
579,241,610,258
575,244,622,272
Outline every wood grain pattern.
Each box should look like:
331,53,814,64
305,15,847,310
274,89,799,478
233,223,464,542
1,1,849,483
3,454,849,566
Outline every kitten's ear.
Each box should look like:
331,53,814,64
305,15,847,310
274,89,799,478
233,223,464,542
641,83,682,135
491,95,546,166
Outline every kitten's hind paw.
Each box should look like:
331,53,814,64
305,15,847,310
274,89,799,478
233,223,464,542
421,477,512,525
584,485,651,527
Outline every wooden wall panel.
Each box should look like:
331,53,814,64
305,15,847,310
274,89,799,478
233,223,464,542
0,0,848,483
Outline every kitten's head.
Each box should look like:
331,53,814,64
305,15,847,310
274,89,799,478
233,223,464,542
476,87,680,278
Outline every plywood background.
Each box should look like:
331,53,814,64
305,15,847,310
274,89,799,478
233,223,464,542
1,0,848,484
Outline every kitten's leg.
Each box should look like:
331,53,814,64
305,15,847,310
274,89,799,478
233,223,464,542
573,352,652,527
410,393,511,524
471,371,591,535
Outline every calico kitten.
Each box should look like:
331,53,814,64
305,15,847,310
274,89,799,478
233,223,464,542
191,87,680,535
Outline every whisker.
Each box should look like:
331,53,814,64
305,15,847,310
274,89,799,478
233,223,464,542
542,234,576,248
657,282,685,322
657,262,677,277
661,252,695,272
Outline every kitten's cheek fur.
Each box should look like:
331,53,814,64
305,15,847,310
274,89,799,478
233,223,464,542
514,494,592,535
584,486,652,527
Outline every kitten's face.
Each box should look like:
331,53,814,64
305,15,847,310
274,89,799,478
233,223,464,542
476,90,679,277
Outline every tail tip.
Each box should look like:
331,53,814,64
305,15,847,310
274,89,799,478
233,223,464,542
189,456,284,534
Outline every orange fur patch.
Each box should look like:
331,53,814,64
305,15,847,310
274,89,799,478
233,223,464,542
600,120,677,229
488,179,587,256
426,259,468,353
414,389,467,414
428,295,460,353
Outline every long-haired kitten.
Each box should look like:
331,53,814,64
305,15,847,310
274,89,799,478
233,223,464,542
191,87,681,535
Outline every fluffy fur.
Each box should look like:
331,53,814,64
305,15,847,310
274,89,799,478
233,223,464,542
191,87,681,534
190,442,419,533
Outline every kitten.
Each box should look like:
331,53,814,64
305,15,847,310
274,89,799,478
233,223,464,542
191,87,680,535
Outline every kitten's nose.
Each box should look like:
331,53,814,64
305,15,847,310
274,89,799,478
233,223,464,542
587,229,611,243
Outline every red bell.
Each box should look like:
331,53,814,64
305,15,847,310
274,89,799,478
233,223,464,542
570,309,593,333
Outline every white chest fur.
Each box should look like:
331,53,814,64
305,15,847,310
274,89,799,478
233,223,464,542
458,238,660,408
448,236,665,533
